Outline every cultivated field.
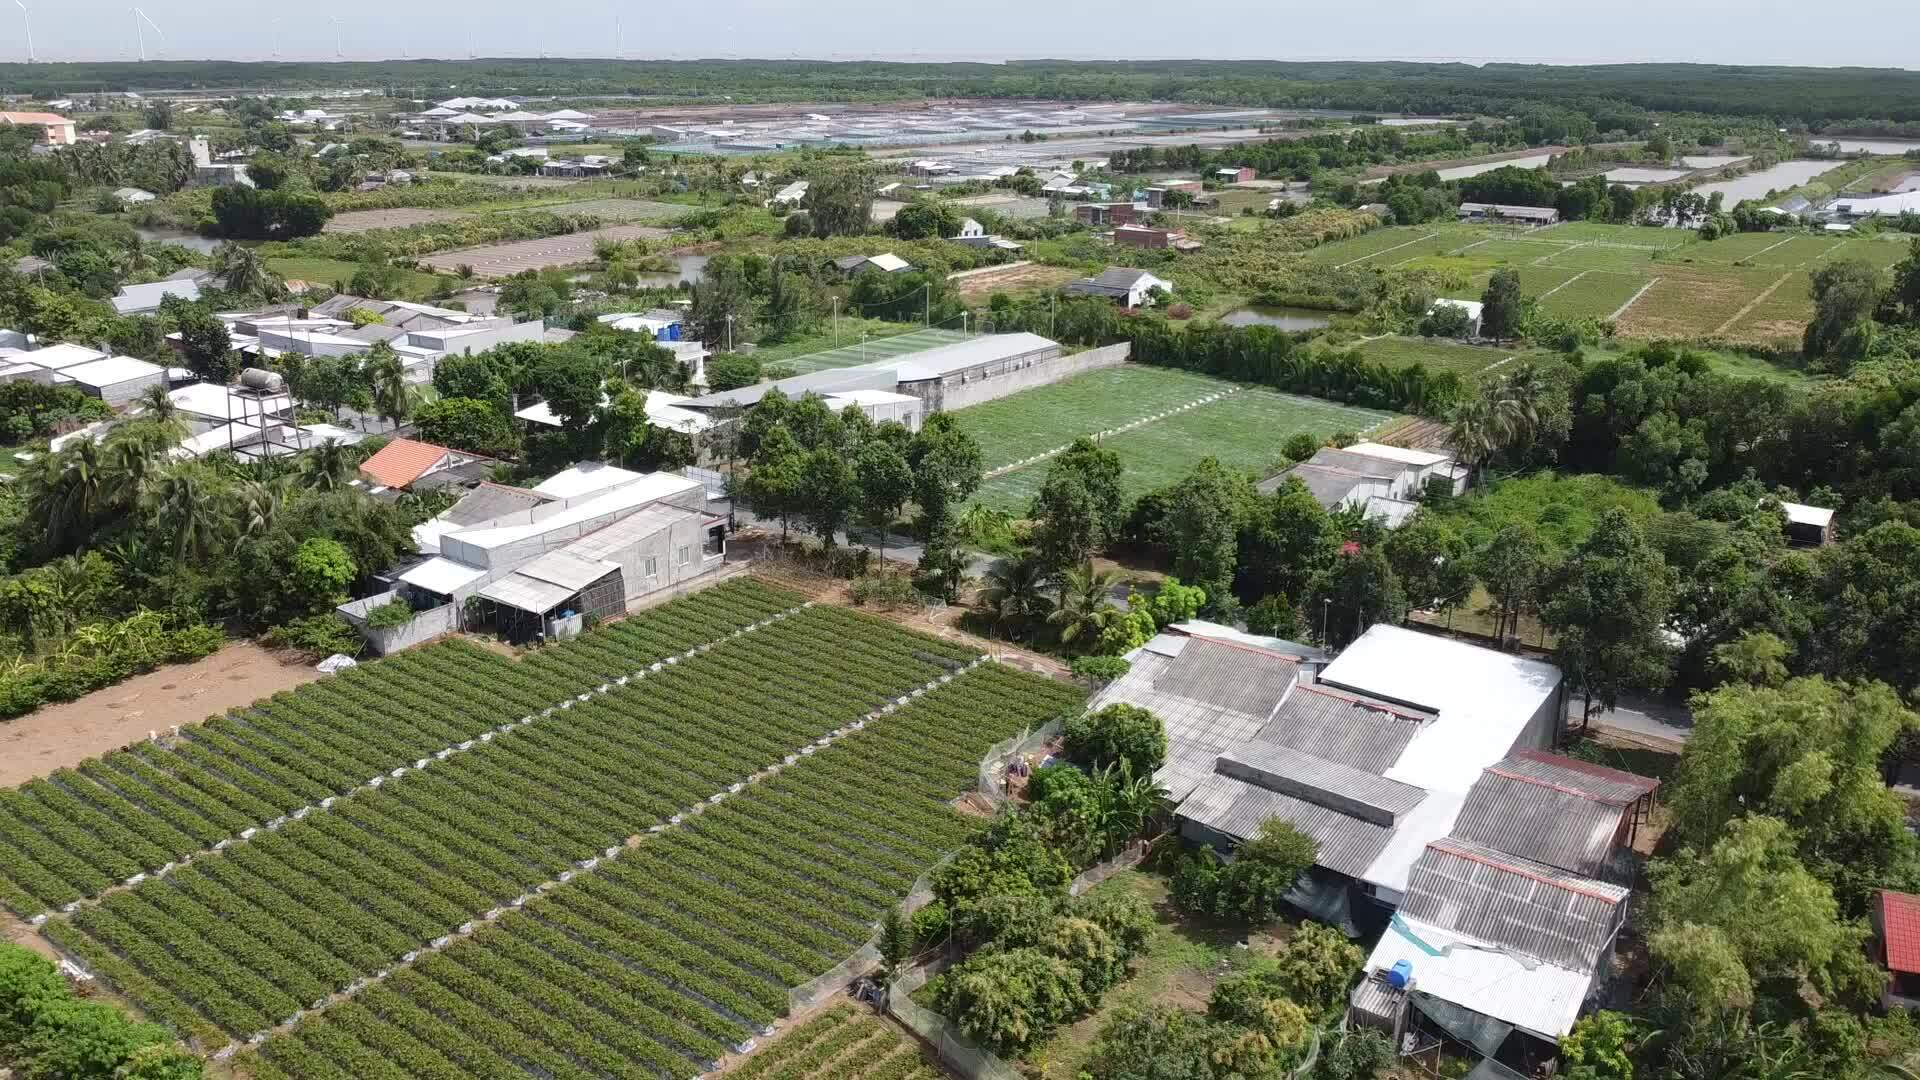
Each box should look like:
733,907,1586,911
1298,221,1911,344
771,327,972,374
2,577,1087,1080
969,378,1393,512
518,197,688,223
726,1003,940,1079
949,262,1079,301
1349,336,1518,379
417,223,673,277
322,208,470,234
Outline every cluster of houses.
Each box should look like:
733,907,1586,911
1091,620,1653,1074
405,99,600,139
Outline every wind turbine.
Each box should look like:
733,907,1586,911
132,7,163,61
13,1,32,63
330,15,342,59
268,15,281,59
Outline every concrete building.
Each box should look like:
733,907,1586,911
111,279,202,316
1829,190,1920,221
1216,166,1256,183
209,297,547,384
1258,442,1467,529
1457,202,1560,226
1779,500,1836,546
59,356,167,407
948,218,1023,253
1144,179,1204,207
0,111,77,146
1065,267,1173,308
345,468,726,651
358,438,485,493
1114,224,1201,252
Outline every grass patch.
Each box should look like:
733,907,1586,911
972,387,1393,512
952,366,1245,471
265,257,443,298
1018,871,1244,1080
756,326,971,375
1534,270,1651,320
1350,336,1518,379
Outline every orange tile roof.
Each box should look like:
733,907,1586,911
1882,891,1920,974
358,437,450,489
0,112,74,125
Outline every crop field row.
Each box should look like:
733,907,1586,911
972,387,1392,512
951,365,1240,471
729,1004,940,1080
0,579,803,918
41,602,979,1049
241,662,1085,1080
1349,337,1516,379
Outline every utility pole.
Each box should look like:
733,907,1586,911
924,283,930,327
725,313,734,353
831,296,838,340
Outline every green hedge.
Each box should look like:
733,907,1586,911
0,613,223,720
1,943,201,1078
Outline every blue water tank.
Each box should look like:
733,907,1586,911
1386,960,1413,989
667,323,682,342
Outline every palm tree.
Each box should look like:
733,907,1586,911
1447,394,1510,488
135,383,185,438
227,479,285,540
26,440,106,556
365,346,411,432
978,552,1055,637
145,466,217,563
301,439,358,491
1049,561,1121,656
210,242,285,300
1096,759,1169,856
100,425,171,512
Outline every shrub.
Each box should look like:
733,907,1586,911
1063,703,1167,776
849,574,922,608
1069,655,1131,684
0,943,199,1079
910,901,951,948
938,947,1086,1055
1173,820,1319,924
1268,921,1365,1014
364,599,417,629
1282,432,1322,462
264,613,364,659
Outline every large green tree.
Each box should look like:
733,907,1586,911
1802,259,1884,365
907,412,984,535
1541,507,1674,725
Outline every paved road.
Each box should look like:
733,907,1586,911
1587,690,1693,744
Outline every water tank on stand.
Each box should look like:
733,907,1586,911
1386,960,1413,990
239,368,285,393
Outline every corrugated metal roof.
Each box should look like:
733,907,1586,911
442,483,548,526
1216,741,1426,827
564,504,705,562
1096,636,1300,800
517,549,618,592
1450,771,1625,879
1364,914,1596,1041
478,573,576,615
1180,772,1394,878
1255,683,1429,774
1401,838,1627,971
1493,750,1659,804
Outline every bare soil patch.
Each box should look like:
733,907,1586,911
0,642,322,787
953,263,1078,301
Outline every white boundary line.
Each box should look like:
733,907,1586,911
1608,277,1662,322
1534,269,1591,301
981,388,1244,480
1336,231,1438,269
1713,272,1793,336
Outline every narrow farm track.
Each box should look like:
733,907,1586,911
1609,277,1662,322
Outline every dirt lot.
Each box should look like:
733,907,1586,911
0,642,321,787
322,207,470,233
951,262,1078,300
418,223,672,277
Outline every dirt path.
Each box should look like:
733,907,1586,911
0,642,322,787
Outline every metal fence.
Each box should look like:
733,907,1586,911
975,718,1066,808
886,964,1024,1080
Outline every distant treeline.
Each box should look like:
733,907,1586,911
5,59,1920,125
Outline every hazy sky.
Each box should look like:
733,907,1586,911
8,0,1919,70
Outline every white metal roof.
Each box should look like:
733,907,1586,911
478,572,577,615
111,279,201,315
1779,501,1834,528
451,473,701,550
168,381,291,420
894,332,1058,381
1360,790,1467,894
1321,625,1562,796
824,389,919,407
18,342,107,370
1342,441,1453,468
399,556,489,596
517,549,618,591
1430,298,1484,320
532,462,647,500
60,355,163,388
1361,914,1595,1041
866,253,911,273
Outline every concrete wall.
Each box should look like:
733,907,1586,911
905,342,1131,413
337,591,459,656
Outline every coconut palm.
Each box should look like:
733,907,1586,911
1446,394,1510,488
135,383,184,436
1049,561,1122,656
301,438,358,491
365,345,412,432
210,242,286,300
978,552,1055,637
25,439,107,556
145,466,217,562
100,425,172,512
227,478,286,540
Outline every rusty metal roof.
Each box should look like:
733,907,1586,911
1496,750,1660,805
1253,683,1429,774
1450,771,1627,879
1400,837,1628,971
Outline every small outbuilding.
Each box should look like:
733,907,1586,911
1778,500,1836,546
1428,298,1484,337
58,355,167,407
1874,890,1920,1010
1065,267,1172,308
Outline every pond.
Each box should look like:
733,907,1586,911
133,227,223,254
633,253,709,289
1690,160,1847,207
1810,138,1920,155
1219,306,1332,332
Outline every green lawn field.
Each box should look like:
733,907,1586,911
969,383,1394,513
951,365,1242,471
1350,336,1520,379
770,328,972,374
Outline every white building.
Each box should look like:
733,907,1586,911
111,279,202,316
1258,442,1467,529
1427,298,1484,337
59,356,166,407
1065,267,1172,308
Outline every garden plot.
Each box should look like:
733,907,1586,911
1613,265,1784,340
1685,232,1805,265
1824,236,1914,269
1533,270,1653,320
972,389,1393,512
951,365,1244,471
771,328,972,375
1538,222,1694,248
1540,242,1665,274
417,223,672,277
241,662,1083,1080
727,1004,940,1079
321,208,470,234
520,197,687,222
1303,227,1453,266
1722,272,1815,346
1351,337,1516,379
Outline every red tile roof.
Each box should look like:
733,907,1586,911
358,438,450,489
1882,891,1920,974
